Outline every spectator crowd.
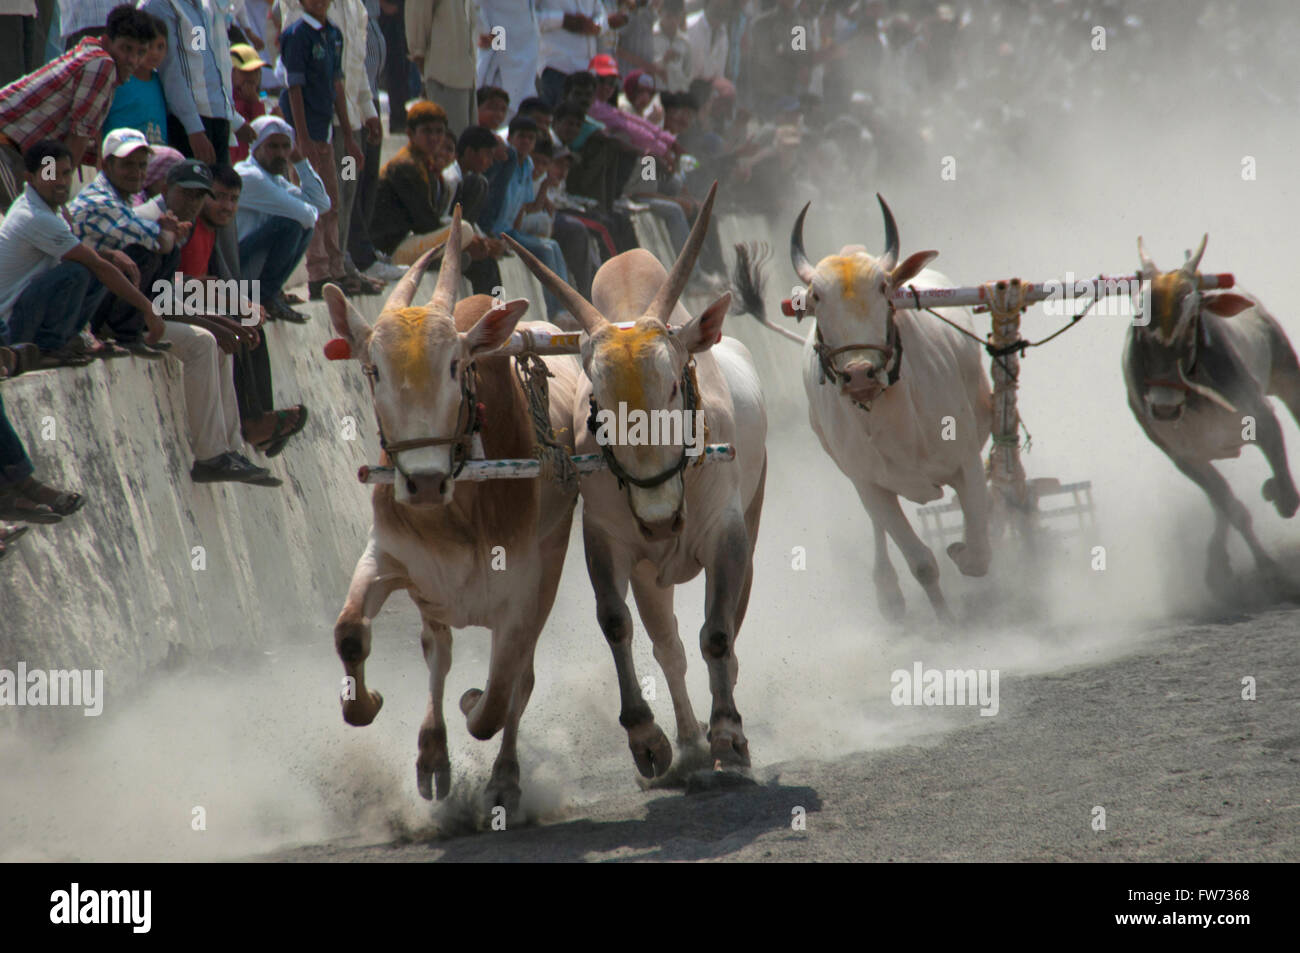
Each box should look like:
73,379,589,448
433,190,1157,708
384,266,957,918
0,0,1292,559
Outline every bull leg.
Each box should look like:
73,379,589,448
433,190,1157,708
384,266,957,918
459,619,530,742
871,518,905,621
733,453,767,634
415,610,453,801
335,536,406,726
585,521,673,778
481,520,572,815
1247,402,1300,518
946,456,992,577
858,482,951,622
699,506,752,769
483,631,539,819
1170,456,1279,589
631,565,704,751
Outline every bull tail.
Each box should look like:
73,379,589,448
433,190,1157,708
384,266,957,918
729,241,806,345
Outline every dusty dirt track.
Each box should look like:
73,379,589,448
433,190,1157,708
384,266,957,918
261,599,1300,863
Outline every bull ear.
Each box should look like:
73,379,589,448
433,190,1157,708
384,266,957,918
677,292,731,353
1201,292,1253,317
890,250,938,289
324,284,372,358
464,297,529,355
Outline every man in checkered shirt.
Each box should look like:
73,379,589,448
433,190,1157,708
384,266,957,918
0,4,157,213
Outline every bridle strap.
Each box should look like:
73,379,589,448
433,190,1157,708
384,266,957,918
586,359,703,491
813,310,903,399
364,361,479,481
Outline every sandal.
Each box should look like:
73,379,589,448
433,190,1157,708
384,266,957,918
252,405,309,457
36,347,95,369
0,344,40,379
0,522,28,543
14,477,84,517
0,492,62,523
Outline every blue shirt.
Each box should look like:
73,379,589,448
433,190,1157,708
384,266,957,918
278,14,343,143
489,153,536,237
103,72,168,145
233,155,331,239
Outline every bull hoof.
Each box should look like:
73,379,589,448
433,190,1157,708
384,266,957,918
947,541,990,577
1262,478,1299,518
416,757,451,802
707,724,751,769
485,763,522,821
876,581,905,622
459,687,483,716
627,721,674,778
341,689,383,726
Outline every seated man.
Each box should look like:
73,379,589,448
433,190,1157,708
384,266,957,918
138,158,281,486
67,127,188,357
0,389,85,557
552,102,639,252
0,140,167,368
443,125,507,297
233,116,329,324
482,115,569,320
370,101,453,266
196,164,308,458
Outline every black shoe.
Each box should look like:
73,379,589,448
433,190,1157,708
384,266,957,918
228,452,283,487
191,452,280,486
267,296,309,324
119,338,168,359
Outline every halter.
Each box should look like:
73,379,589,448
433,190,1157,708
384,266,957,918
362,358,481,485
813,305,903,412
585,357,704,491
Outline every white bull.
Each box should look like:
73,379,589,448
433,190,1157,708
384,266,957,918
777,196,992,620
503,183,768,777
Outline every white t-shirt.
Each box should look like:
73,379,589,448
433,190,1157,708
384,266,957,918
0,186,82,325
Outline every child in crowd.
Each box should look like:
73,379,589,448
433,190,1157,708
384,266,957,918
102,13,169,145
229,43,269,163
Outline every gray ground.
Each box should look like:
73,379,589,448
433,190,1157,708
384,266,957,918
262,602,1300,863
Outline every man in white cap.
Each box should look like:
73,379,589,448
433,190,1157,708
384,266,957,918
233,115,330,323
68,127,189,356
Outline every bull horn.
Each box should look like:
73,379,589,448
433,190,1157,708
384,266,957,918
429,204,464,314
650,180,719,324
878,193,900,271
1178,360,1236,414
383,234,444,312
790,202,817,284
1182,233,1208,276
499,233,606,334
1137,236,1158,276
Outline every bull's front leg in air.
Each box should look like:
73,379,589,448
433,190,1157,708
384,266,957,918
334,536,405,726
699,508,752,769
584,522,674,778
947,456,992,577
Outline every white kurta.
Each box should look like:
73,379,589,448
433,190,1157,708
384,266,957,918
476,0,541,115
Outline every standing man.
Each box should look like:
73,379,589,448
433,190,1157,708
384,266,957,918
475,0,540,121
142,0,256,165
0,4,155,212
405,0,477,133
536,0,608,108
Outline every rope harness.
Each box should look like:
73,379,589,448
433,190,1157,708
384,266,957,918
586,357,707,491
813,312,902,413
514,329,578,494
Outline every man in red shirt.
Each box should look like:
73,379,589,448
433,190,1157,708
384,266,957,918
0,5,157,212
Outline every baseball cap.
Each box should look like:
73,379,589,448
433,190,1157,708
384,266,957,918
588,54,620,77
166,158,214,194
102,128,151,159
230,43,267,71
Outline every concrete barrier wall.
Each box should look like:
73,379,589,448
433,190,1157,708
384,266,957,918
0,211,802,706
